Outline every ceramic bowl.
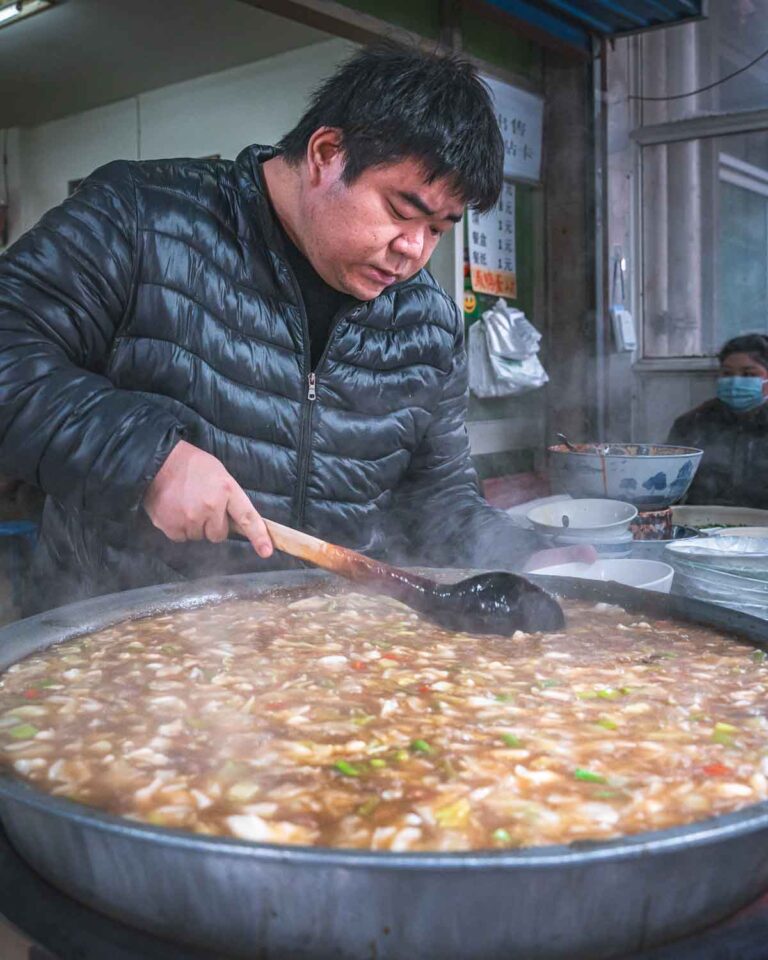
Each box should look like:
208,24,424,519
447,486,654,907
548,443,702,510
526,498,637,539
528,558,674,593
665,536,768,575
710,526,768,539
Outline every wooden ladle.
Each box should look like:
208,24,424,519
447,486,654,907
261,519,565,636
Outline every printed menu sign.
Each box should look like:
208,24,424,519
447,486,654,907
484,76,544,182
468,182,516,298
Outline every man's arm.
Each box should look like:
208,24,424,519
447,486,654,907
0,160,185,519
387,310,539,570
0,161,274,556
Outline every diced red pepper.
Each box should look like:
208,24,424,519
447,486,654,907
381,652,410,663
264,700,288,710
22,689,42,700
702,762,734,777
418,683,432,694
351,660,367,671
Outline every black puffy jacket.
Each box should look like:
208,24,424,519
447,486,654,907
667,398,768,509
0,144,536,611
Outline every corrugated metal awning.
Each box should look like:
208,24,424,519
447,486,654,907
476,0,706,54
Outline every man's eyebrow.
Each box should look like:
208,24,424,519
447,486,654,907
398,191,463,223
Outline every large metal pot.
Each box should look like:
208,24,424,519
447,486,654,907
2,570,768,960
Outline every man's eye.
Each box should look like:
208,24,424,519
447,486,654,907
429,226,442,238
389,204,407,220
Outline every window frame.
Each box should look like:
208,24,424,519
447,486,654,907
629,51,768,368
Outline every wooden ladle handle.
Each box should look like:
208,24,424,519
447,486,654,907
263,519,339,567
260,519,434,601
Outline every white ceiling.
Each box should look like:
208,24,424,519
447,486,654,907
0,0,331,128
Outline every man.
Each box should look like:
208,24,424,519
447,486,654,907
0,42,545,614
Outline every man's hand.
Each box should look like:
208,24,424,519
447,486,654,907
143,440,273,557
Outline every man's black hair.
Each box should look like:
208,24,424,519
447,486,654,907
277,42,504,212
719,333,768,369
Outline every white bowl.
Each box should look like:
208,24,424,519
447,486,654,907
665,536,768,574
711,526,768,539
526,498,638,538
528,558,674,593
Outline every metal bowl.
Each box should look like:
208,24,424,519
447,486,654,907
2,571,768,960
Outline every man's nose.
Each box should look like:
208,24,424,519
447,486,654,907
391,228,425,261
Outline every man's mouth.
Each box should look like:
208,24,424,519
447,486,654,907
366,266,400,286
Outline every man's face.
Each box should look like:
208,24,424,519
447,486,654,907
297,130,465,300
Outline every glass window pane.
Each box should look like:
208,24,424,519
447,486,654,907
642,129,768,358
640,3,768,125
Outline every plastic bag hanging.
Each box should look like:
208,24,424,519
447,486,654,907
468,298,548,398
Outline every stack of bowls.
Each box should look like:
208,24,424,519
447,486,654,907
665,536,768,619
526,498,638,558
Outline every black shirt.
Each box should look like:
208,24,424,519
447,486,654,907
275,220,351,371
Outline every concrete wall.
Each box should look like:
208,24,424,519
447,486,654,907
4,38,354,242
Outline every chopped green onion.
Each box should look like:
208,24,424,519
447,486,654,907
593,789,619,799
369,758,387,768
597,689,620,701
752,649,767,664
596,718,618,730
334,760,361,777
410,739,433,755
500,733,522,747
494,693,514,702
9,723,38,740
711,723,738,746
492,828,512,843
714,722,738,733
574,767,606,783
393,749,409,762
538,679,561,689
576,690,598,700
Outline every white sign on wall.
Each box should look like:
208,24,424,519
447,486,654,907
468,181,516,298
484,76,544,183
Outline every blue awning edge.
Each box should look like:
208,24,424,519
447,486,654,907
477,0,706,53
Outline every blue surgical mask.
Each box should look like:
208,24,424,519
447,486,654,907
716,376,766,411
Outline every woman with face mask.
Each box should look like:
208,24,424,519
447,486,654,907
667,334,768,508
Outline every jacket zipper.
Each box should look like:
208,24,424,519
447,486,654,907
294,300,361,527
278,246,361,528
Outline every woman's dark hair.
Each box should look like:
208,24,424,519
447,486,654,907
277,42,504,212
719,333,768,369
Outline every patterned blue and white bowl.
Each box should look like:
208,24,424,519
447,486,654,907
548,443,703,510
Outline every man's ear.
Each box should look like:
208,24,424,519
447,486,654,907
305,127,346,186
